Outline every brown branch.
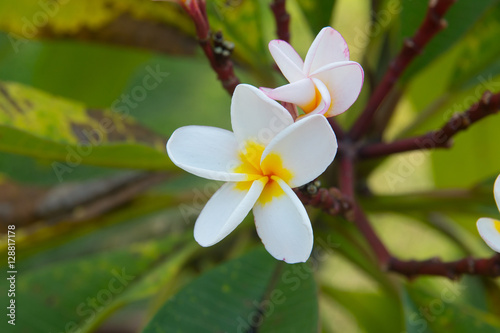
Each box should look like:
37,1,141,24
352,203,392,268
349,0,456,140
339,152,355,199
294,186,351,216
270,0,290,42
388,254,500,279
178,0,240,95
358,91,500,159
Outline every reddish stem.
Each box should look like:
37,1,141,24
294,187,351,216
270,0,290,42
388,254,500,279
339,153,355,199
358,91,500,159
349,0,456,140
179,0,240,95
352,203,392,268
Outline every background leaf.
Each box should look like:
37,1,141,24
143,247,319,333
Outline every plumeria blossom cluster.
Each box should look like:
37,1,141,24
167,28,363,263
477,174,500,252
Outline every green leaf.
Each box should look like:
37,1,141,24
0,0,193,43
402,276,500,333
399,0,497,81
206,0,271,73
400,287,435,333
430,109,500,188
6,233,193,333
0,81,172,170
448,5,500,92
32,41,152,107
295,0,336,35
322,286,402,332
143,247,319,333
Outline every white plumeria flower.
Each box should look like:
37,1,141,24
261,27,364,118
477,174,500,252
167,84,337,263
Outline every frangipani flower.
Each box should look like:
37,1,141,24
167,84,337,263
261,27,364,118
477,174,500,252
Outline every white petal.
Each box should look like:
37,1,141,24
303,27,350,75
261,78,317,112
194,179,267,247
254,178,313,263
494,174,500,211
477,217,500,253
311,61,364,117
269,40,306,82
167,126,250,182
261,115,337,188
231,84,294,147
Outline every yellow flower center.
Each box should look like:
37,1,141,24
494,220,500,234
300,82,334,116
301,84,322,114
234,140,293,205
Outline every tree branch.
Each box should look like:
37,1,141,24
352,203,392,268
388,254,500,279
177,0,240,95
358,91,500,159
270,0,290,42
294,186,351,216
349,0,456,140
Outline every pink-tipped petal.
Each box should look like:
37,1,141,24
477,217,500,253
254,178,313,263
262,78,317,111
231,84,294,147
311,61,364,117
303,27,350,75
167,126,250,182
269,40,306,82
261,115,337,188
194,178,267,247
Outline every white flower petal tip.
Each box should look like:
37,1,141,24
262,114,337,188
304,27,351,75
494,174,500,209
268,40,305,83
312,61,364,117
263,27,363,119
194,179,266,247
477,217,500,253
254,179,313,263
231,84,294,147
167,126,249,182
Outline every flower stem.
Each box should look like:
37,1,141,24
180,0,240,95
